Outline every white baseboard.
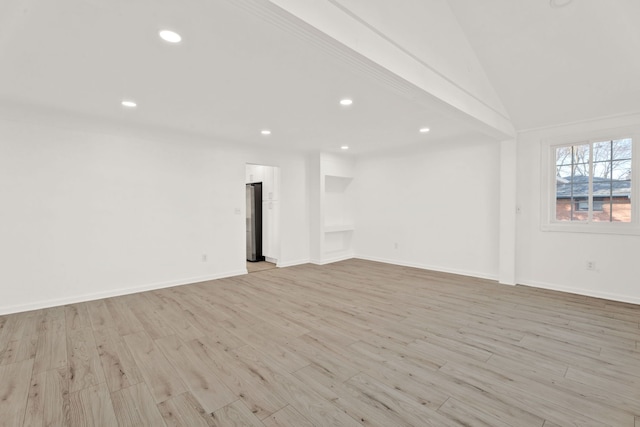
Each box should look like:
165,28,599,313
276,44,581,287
0,269,248,316
10,264,635,317
276,258,310,268
311,254,354,266
355,254,499,281
517,279,640,306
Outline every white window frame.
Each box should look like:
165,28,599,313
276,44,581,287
541,131,640,235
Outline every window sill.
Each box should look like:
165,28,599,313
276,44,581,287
541,222,640,235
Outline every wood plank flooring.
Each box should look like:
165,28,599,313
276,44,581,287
1,259,639,426
247,261,277,274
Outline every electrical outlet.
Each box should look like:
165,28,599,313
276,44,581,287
586,261,595,271
394,242,399,250
202,254,208,262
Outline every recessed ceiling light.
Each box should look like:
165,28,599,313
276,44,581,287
121,100,137,108
339,99,353,106
419,127,430,133
261,130,271,136
341,145,349,150
159,30,182,43
549,0,573,8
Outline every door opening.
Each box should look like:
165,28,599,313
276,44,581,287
246,182,264,262
245,164,280,271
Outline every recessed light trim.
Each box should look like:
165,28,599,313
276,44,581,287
341,145,349,150
261,130,271,136
339,99,353,106
159,30,182,43
419,127,430,133
121,100,137,108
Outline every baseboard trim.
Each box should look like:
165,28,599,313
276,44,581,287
9,264,636,316
0,269,248,316
276,258,310,268
311,254,354,266
355,255,499,281
517,279,640,306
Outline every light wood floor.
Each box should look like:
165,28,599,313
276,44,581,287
1,259,639,426
247,261,277,274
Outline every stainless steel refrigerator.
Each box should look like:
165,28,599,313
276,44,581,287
246,183,265,262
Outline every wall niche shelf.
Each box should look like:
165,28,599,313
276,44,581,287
310,153,355,264
320,167,354,262
323,224,355,233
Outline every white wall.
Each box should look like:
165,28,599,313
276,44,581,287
0,114,309,314
6,106,640,315
354,140,501,280
516,113,640,304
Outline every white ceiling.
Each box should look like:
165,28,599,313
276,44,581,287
1,0,638,151
0,0,493,154
447,0,640,131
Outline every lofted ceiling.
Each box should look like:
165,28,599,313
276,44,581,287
447,0,640,131
1,0,637,151
0,0,494,154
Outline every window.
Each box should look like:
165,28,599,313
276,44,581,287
554,139,632,223
543,134,639,234
576,200,603,212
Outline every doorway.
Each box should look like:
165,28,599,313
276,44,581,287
245,164,280,272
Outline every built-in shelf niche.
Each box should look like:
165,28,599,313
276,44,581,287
322,174,354,259
324,229,353,254
323,175,354,229
323,224,355,233
310,153,355,264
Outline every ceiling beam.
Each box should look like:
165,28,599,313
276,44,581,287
234,0,516,140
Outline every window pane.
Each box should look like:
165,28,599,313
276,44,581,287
555,164,572,221
556,165,572,183
593,140,612,162
555,146,573,166
556,198,572,221
611,197,632,222
593,200,604,211
571,197,588,221
611,160,632,223
570,170,589,197
592,160,611,180
611,159,632,180
554,144,590,222
572,144,590,164
572,163,589,177
592,170,611,199
575,201,589,211
592,197,612,222
612,138,632,161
